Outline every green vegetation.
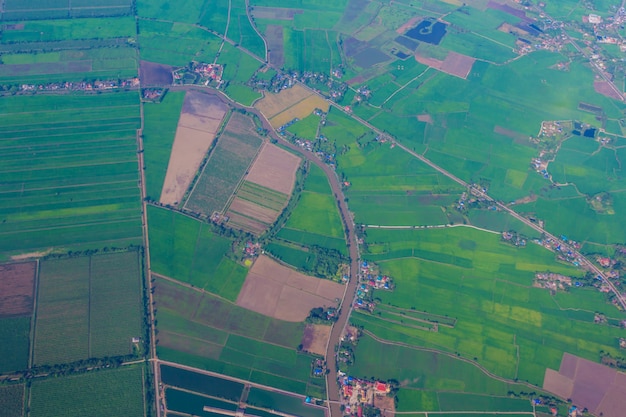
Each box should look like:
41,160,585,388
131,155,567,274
185,113,264,216
0,317,31,373
161,366,243,401
0,385,24,417
155,277,325,397
1,0,132,20
165,387,238,416
0,93,142,257
353,227,624,386
29,366,145,417
0,16,136,42
246,388,325,417
147,206,247,301
142,91,185,200
34,251,142,365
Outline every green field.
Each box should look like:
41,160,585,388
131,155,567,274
0,93,142,257
0,317,31,373
33,251,142,365
161,365,244,401
29,366,145,417
281,164,344,240
142,91,185,201
147,206,247,301
1,0,132,20
353,227,625,386
1,16,136,42
0,384,24,417
155,277,326,397
185,113,264,216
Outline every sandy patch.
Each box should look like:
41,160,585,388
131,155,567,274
396,16,421,35
0,261,36,317
236,255,344,322
160,91,228,206
300,324,331,356
11,250,51,260
269,95,329,128
417,114,433,123
246,143,301,195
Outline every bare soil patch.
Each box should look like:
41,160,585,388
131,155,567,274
374,394,396,416
160,91,228,206
251,6,303,20
440,51,475,79
236,255,343,322
544,353,626,417
255,84,311,120
594,81,623,101
300,324,331,356
415,50,474,79
266,25,285,68
139,61,173,86
269,95,329,128
246,143,301,194
497,22,529,36
226,212,269,235
396,16,421,35
417,114,433,123
0,261,36,317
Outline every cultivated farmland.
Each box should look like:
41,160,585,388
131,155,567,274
0,384,24,417
0,261,36,317
224,143,301,234
29,366,145,417
33,251,142,365
160,91,229,206
154,277,327,397
1,0,133,20
236,255,344,322
254,84,329,128
184,112,264,216
0,93,142,257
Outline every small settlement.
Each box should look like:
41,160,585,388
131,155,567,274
337,373,392,417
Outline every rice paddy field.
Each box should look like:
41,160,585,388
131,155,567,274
0,384,24,417
0,93,143,257
147,206,247,301
0,317,31,373
154,277,327,398
33,251,143,365
352,227,625,388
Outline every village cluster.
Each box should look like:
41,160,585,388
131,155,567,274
353,261,393,312
13,77,140,94
336,374,392,417
173,62,224,87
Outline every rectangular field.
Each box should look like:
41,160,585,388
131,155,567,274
0,93,142,257
29,366,145,417
0,317,31,373
33,251,143,365
161,365,244,401
1,0,132,20
160,91,229,206
184,112,264,216
0,261,36,317
0,384,24,417
154,277,326,397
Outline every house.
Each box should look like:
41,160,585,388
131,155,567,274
375,382,389,394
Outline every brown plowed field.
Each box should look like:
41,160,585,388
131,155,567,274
300,324,331,356
236,255,343,322
226,211,268,235
160,91,228,206
228,198,276,223
0,261,36,317
543,353,626,417
246,143,301,194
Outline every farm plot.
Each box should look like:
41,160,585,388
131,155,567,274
236,255,344,322
147,205,247,301
33,251,142,365
0,261,36,317
0,93,142,257
29,366,145,417
0,384,24,417
154,277,326,397
300,324,331,356
1,0,132,20
184,112,264,217
225,144,300,234
543,353,626,417
0,317,30,372
354,227,625,386
165,387,239,417
255,85,329,128
160,91,229,206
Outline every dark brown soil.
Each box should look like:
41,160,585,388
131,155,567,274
0,261,36,317
140,60,174,86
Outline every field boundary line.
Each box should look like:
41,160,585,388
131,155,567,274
265,92,315,120
87,256,92,358
152,272,234,304
28,259,41,368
